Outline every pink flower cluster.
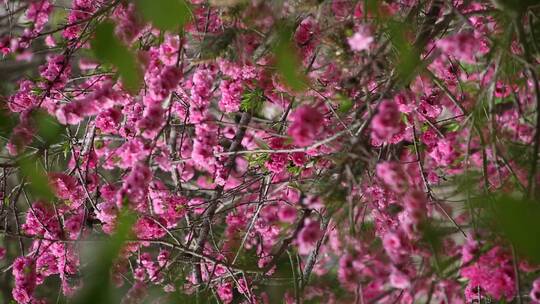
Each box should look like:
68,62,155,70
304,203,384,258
288,105,324,146
0,0,539,303
12,257,38,303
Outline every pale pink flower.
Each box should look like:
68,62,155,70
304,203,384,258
348,30,373,52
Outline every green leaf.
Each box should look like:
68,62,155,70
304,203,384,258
247,152,268,168
91,22,142,93
74,209,137,304
273,24,307,91
386,20,420,84
491,0,537,15
0,108,17,138
234,248,262,272
444,122,460,132
419,221,445,255
262,255,295,303
135,0,191,31
385,203,403,215
487,195,540,263
166,289,212,303
505,141,530,168
198,28,236,59
209,0,247,7
50,7,68,27
240,87,264,113
31,110,64,147
287,165,302,176
337,94,354,114
18,156,54,201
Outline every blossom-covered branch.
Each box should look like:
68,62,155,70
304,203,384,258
0,0,540,303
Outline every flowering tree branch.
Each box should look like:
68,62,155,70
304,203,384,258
0,0,540,303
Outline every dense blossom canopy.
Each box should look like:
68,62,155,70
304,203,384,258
0,0,540,303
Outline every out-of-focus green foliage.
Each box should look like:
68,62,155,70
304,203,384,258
18,155,54,201
91,22,142,93
336,94,354,114
74,209,136,304
491,0,540,15
386,20,420,84
32,110,64,147
135,0,191,31
241,87,264,114
273,24,307,92
262,255,296,303
0,108,17,138
487,195,540,263
199,28,237,60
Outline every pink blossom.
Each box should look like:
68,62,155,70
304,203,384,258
370,100,403,144
389,267,411,289
278,205,297,223
332,0,354,18
137,103,165,138
63,0,96,40
190,67,215,122
23,201,60,238
298,219,323,255
26,0,53,33
7,113,34,156
436,32,479,63
219,80,243,112
134,217,167,240
348,29,373,52
95,108,122,134
192,122,218,171
113,3,143,43
12,257,37,304
265,138,288,173
48,173,85,208
288,105,324,146
461,247,516,302
376,161,409,193
382,231,408,264
39,55,71,89
9,80,37,113
217,282,234,304
119,162,152,210
0,2,537,302
188,198,206,215
116,139,150,169
159,34,180,66
429,138,458,166
531,278,540,303
56,100,95,125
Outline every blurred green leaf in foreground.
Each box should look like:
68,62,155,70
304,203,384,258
18,155,54,202
135,0,191,31
91,21,142,93
273,23,307,92
487,195,540,263
74,209,136,304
